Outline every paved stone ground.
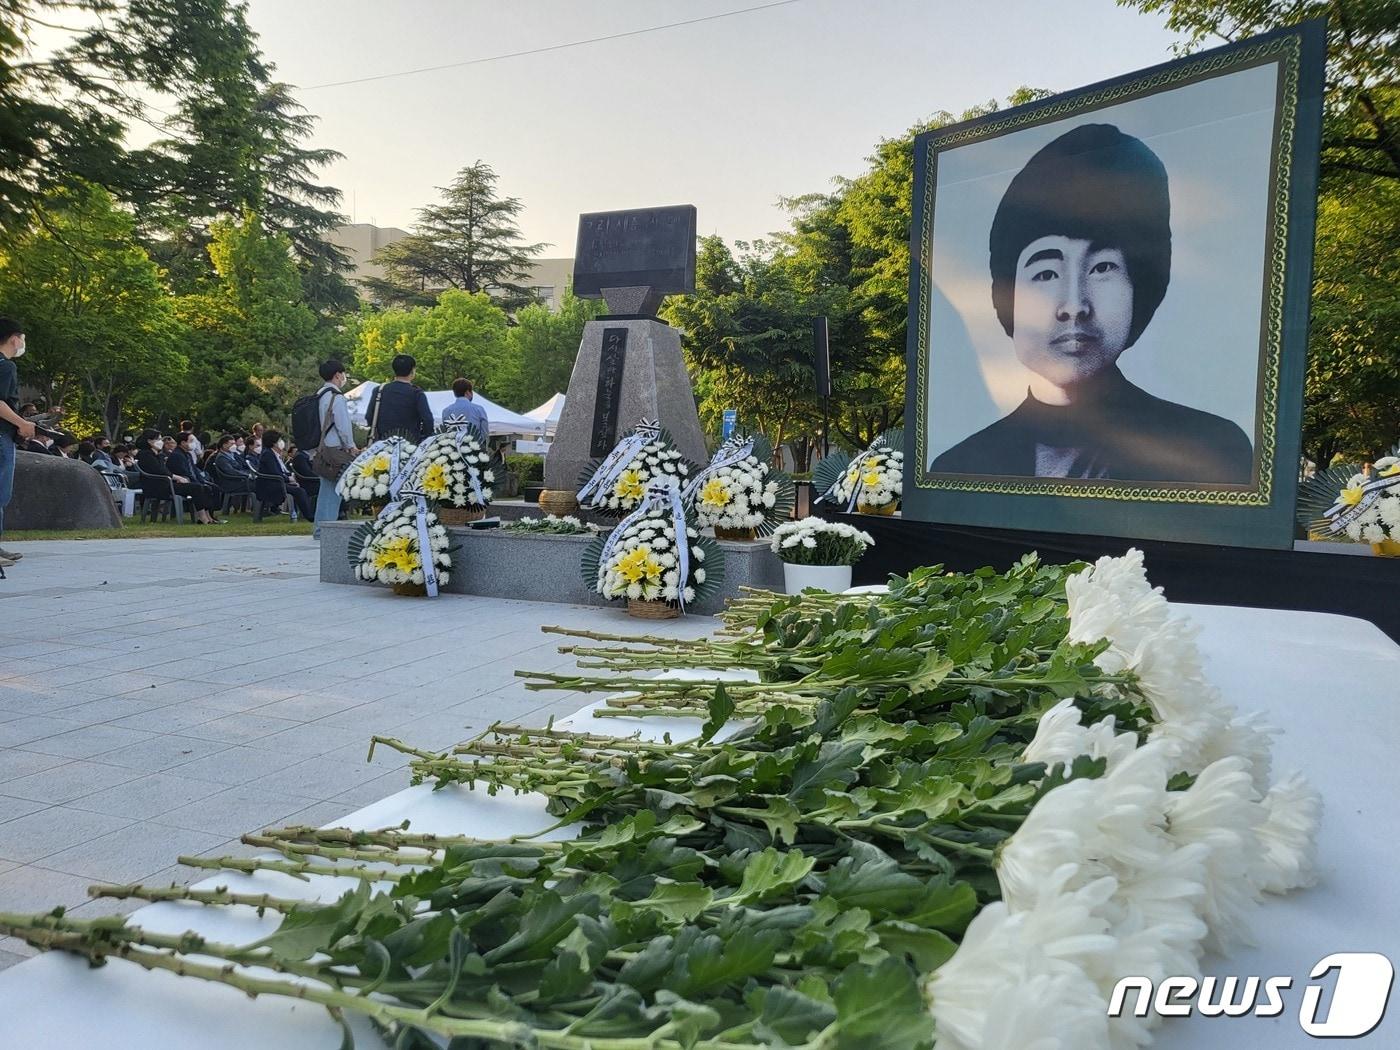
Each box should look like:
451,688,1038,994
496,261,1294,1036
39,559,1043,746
0,536,715,969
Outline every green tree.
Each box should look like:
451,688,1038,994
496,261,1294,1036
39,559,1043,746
353,290,512,394
664,237,827,459
0,182,185,436
363,161,545,309
1303,184,1400,463
1120,0,1400,460
495,288,604,410
176,210,330,429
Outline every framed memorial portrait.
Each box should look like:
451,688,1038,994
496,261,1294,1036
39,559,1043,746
903,20,1325,548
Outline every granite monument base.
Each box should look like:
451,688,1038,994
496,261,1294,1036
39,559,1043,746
544,318,708,492
318,521,782,616
8,450,122,530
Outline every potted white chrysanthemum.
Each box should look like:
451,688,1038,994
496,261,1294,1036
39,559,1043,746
769,518,874,593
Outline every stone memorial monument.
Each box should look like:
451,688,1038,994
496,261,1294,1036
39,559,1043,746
541,205,709,514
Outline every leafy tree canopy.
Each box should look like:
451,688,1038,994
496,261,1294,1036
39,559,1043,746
353,289,512,396
0,181,185,437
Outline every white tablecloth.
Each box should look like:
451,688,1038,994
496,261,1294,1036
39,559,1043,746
1,606,1395,1048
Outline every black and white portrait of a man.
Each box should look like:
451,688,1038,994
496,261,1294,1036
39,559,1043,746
918,59,1289,495
931,123,1253,484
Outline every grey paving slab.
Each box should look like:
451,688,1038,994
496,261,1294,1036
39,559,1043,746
0,806,135,863
65,771,228,821
40,821,227,883
19,723,156,760
0,750,69,784
95,734,232,773
154,786,323,839
0,760,144,804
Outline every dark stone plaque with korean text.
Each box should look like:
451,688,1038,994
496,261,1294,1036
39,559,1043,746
574,206,697,298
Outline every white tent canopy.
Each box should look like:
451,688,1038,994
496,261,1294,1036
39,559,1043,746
343,382,544,437
524,393,565,434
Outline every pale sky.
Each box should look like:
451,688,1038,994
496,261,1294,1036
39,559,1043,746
241,0,1183,252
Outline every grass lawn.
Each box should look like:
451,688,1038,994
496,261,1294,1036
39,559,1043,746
6,517,318,541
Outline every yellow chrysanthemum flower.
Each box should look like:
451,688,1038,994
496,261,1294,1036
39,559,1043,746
699,477,731,510
614,469,645,502
373,535,420,573
1340,486,1364,507
1382,464,1400,478
861,470,881,487
421,462,450,498
365,454,390,475
616,546,662,584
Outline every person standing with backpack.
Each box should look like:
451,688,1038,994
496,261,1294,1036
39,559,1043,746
292,359,358,540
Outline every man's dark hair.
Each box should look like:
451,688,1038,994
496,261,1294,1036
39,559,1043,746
139,429,161,444
452,377,472,397
179,419,193,430
217,434,236,449
77,440,96,461
178,431,197,446
19,403,36,416
263,429,283,448
0,317,22,342
391,354,416,378
319,358,346,382
989,123,1171,348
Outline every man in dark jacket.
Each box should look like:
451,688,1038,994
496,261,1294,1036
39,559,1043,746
366,354,434,442
930,124,1253,485
256,429,314,520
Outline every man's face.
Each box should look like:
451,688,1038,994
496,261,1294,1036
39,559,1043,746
1011,235,1133,390
1,333,23,358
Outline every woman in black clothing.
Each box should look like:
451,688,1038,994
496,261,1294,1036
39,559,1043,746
255,429,314,520
136,429,223,524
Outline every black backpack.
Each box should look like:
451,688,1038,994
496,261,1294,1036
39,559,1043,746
291,390,327,450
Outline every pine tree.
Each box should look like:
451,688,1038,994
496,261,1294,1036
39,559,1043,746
362,161,546,310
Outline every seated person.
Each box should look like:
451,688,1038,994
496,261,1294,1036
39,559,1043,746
135,428,223,525
208,434,253,494
289,444,320,500
255,429,314,520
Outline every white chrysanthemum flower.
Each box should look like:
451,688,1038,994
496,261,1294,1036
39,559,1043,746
998,743,1175,909
1250,770,1322,894
1023,700,1140,770
926,886,1114,1050
1164,756,1264,954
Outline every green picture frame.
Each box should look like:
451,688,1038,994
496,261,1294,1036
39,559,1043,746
903,20,1326,548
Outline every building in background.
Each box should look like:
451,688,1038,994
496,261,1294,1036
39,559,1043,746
328,223,572,311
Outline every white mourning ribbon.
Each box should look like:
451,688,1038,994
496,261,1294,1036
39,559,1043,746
597,477,692,612
578,419,662,507
1323,471,1400,535
406,489,440,597
683,436,755,505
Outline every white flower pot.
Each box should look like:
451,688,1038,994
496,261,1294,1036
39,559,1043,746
783,563,852,594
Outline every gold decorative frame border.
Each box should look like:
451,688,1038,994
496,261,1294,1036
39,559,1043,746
913,35,1300,505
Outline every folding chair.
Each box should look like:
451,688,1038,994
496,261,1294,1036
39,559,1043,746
137,472,188,524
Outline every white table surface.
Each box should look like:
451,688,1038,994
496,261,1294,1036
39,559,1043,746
1,606,1395,1049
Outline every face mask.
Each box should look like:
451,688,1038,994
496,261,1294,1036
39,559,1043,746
14,345,24,358
276,440,286,451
